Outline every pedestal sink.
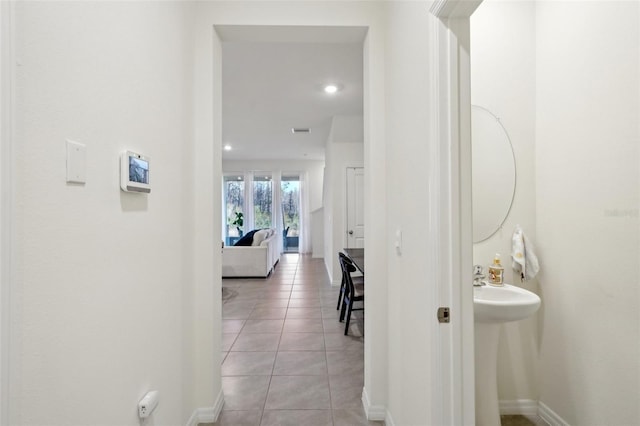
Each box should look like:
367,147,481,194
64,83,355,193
474,284,541,426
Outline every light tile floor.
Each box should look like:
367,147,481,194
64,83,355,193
206,253,547,426
210,253,380,426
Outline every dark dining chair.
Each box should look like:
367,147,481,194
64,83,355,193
336,252,364,310
338,253,364,336
283,226,290,251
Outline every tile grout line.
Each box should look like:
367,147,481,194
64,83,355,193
324,301,336,425
259,254,297,424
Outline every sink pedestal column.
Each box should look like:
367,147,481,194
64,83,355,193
475,322,501,426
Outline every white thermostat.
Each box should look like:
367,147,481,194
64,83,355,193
120,151,151,193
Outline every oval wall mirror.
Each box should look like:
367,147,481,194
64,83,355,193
472,105,516,243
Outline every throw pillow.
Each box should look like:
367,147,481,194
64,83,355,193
233,230,258,246
251,229,269,246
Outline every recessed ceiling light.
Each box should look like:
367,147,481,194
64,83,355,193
223,144,232,151
324,84,338,94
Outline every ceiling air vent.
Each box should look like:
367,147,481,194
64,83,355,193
291,128,311,134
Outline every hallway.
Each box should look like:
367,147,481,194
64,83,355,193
212,254,380,426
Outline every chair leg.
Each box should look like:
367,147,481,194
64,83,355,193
344,300,353,335
339,296,347,322
336,279,345,310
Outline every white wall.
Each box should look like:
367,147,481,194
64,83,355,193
0,3,12,424
384,4,446,423
7,2,490,424
323,163,333,275
311,207,324,258
384,2,435,425
471,0,539,403
535,2,640,424
323,116,364,285
472,3,640,422
11,2,200,425
328,114,364,144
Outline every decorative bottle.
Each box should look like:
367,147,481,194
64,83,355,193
488,254,504,286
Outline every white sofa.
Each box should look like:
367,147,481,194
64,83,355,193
222,229,280,278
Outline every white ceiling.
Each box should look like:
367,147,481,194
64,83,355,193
220,26,365,161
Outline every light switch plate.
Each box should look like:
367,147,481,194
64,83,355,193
66,140,86,184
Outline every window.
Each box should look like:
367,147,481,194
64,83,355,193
222,172,303,250
281,175,300,252
253,174,273,229
224,174,244,245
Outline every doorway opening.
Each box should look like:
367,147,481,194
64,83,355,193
216,23,371,419
345,167,364,249
281,174,300,253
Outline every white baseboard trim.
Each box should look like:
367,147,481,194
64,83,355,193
212,388,225,421
497,399,569,426
385,410,396,426
499,399,538,416
185,389,224,426
185,408,216,426
361,387,386,421
185,410,200,426
538,401,569,426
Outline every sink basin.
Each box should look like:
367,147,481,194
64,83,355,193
473,283,541,426
474,283,541,323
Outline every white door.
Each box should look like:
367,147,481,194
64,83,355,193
346,167,364,248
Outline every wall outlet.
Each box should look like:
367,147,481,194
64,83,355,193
138,390,159,419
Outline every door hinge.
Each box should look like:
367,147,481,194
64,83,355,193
437,307,450,323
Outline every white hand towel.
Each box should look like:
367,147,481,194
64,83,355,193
511,225,540,282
